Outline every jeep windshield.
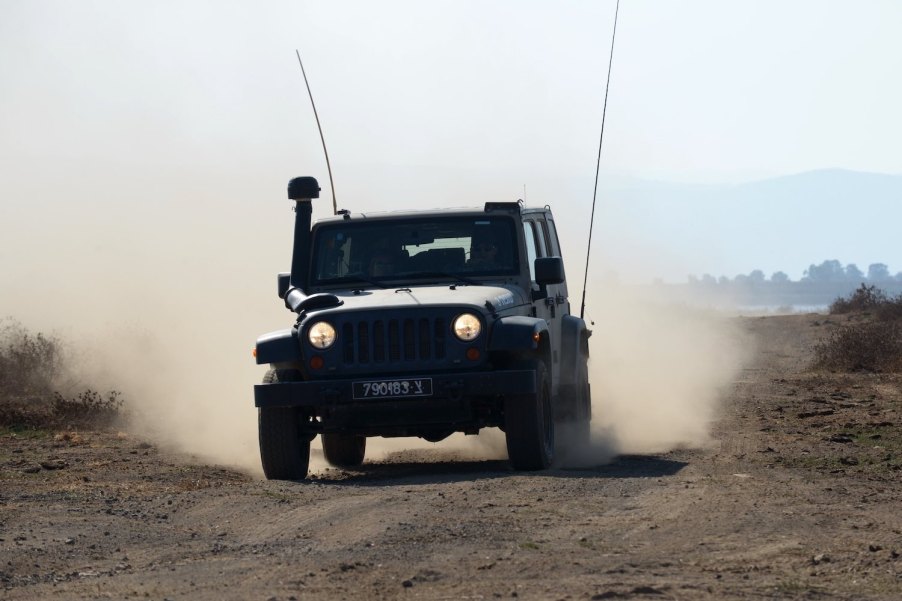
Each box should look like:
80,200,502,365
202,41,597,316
311,215,519,287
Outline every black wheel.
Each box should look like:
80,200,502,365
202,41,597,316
258,369,311,480
321,433,366,467
504,360,554,470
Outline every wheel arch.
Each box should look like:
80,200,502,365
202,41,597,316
255,328,302,365
559,315,590,391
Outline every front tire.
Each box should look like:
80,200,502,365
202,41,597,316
258,369,311,480
321,433,366,467
504,360,554,470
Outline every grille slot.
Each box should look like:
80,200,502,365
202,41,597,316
403,319,415,360
357,322,369,363
434,318,446,359
342,323,354,363
373,321,385,362
388,321,400,361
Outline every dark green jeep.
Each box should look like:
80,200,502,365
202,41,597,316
254,176,591,479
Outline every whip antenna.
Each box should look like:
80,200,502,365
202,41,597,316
295,49,338,215
580,0,620,320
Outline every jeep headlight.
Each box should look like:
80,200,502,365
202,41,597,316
308,321,336,349
453,313,481,341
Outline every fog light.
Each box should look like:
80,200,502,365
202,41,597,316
310,356,324,370
466,348,480,361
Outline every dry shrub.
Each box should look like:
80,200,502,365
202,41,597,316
814,321,902,372
51,390,124,429
817,286,902,372
0,318,125,429
829,284,887,315
0,319,63,397
876,295,902,321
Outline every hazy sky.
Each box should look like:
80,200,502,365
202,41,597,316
2,0,901,290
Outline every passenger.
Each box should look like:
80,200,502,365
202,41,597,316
468,241,498,268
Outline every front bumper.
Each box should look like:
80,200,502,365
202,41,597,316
254,369,536,409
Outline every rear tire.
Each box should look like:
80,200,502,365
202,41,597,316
504,360,554,470
577,359,591,435
321,433,367,467
560,359,591,457
258,369,311,480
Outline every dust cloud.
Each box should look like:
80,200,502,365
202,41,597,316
0,165,292,477
571,281,752,466
1,160,750,476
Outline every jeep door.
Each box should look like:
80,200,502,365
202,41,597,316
522,216,567,395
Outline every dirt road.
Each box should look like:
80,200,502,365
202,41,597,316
2,314,900,600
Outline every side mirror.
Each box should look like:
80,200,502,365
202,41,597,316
277,272,290,299
535,257,565,285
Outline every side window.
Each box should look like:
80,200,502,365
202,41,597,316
545,219,561,256
522,221,538,281
534,219,549,257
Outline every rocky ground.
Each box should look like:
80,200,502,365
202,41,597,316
1,314,900,600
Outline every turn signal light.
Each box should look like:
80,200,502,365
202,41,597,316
310,356,324,370
466,348,480,361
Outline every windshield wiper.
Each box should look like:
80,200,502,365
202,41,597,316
401,271,480,287
319,275,389,289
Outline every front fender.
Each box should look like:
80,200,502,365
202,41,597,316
488,316,548,353
255,328,301,365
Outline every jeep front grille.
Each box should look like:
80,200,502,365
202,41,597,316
340,317,447,366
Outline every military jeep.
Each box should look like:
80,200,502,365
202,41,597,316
253,176,592,479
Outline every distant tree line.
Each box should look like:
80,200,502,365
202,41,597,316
689,260,902,287
682,260,902,307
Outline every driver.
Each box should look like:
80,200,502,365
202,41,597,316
369,253,394,277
